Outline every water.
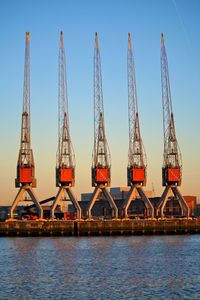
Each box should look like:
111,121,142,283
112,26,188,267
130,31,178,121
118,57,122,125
0,235,200,299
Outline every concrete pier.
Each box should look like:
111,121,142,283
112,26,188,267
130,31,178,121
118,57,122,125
0,219,200,237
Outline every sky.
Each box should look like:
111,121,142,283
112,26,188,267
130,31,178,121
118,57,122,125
0,0,200,205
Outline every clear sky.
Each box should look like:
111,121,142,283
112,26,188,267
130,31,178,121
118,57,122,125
0,0,200,205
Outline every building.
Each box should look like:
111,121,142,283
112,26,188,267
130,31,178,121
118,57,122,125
81,187,153,202
183,196,197,216
80,188,198,218
0,206,24,221
0,191,198,220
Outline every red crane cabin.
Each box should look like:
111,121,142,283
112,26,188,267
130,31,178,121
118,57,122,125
167,167,181,183
59,167,73,184
95,167,110,183
19,167,33,183
131,167,145,183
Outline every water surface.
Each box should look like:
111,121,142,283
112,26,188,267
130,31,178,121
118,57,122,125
0,235,200,299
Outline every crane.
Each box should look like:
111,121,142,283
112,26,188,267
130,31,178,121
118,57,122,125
122,33,154,218
87,32,118,219
156,33,189,217
50,31,82,219
10,32,43,219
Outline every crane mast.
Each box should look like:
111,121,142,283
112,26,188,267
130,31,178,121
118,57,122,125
156,33,189,217
11,32,43,219
127,32,146,186
56,31,75,187
92,32,111,186
87,33,118,219
16,32,35,187
161,33,182,185
51,31,81,219
123,33,154,218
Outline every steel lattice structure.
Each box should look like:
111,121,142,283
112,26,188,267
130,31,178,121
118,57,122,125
57,31,75,172
17,32,34,176
51,32,81,219
88,33,118,219
92,32,110,171
161,33,181,175
123,33,154,218
127,33,146,171
156,33,189,217
11,32,43,219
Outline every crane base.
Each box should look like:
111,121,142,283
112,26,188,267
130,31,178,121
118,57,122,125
50,187,82,219
122,185,154,218
10,185,43,219
156,186,189,217
87,186,118,219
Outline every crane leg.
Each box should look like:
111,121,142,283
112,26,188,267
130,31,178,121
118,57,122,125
10,187,25,219
136,187,154,218
122,186,136,218
66,187,82,219
87,187,100,219
156,186,171,217
102,188,118,219
50,187,64,219
51,187,82,219
10,186,43,219
171,187,189,217
122,186,154,218
157,186,189,218
26,186,43,219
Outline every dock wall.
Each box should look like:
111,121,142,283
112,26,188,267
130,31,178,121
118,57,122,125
1,219,200,237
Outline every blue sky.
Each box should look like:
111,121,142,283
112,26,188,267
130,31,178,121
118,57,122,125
0,0,200,204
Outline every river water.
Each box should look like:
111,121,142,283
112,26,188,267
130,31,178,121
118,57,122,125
0,235,200,299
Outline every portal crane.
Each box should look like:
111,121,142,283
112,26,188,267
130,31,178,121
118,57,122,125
10,32,43,219
122,33,154,218
50,31,82,219
156,33,189,217
87,33,118,219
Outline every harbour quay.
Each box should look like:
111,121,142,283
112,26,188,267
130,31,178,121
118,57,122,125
1,219,200,237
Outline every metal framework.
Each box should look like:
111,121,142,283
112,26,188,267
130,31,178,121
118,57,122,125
156,33,189,217
87,33,118,219
10,32,43,219
50,31,81,219
122,33,154,218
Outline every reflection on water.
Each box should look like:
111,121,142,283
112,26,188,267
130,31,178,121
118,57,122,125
0,236,200,299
